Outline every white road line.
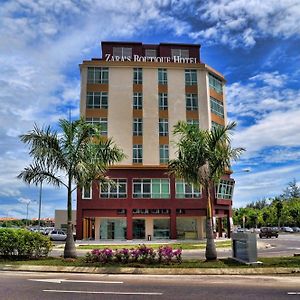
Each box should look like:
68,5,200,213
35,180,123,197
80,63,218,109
288,292,300,295
29,279,123,284
43,289,163,295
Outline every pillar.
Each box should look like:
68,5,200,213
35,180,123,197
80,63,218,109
218,218,223,238
170,209,177,239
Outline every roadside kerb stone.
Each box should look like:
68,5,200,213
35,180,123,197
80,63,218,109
0,264,299,275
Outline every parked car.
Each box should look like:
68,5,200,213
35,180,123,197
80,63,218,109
292,227,300,232
259,227,279,238
48,230,67,241
281,226,294,233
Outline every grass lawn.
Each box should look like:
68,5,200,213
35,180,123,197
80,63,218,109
1,256,299,269
76,241,232,250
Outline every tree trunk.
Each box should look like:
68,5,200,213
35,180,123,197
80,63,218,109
205,185,217,261
64,178,77,258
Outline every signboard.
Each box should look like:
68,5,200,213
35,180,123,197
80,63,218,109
105,54,197,64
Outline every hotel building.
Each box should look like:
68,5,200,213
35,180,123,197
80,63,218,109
76,41,234,240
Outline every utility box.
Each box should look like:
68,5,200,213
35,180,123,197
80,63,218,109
232,232,260,264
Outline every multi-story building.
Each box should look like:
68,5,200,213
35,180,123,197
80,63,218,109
77,41,234,240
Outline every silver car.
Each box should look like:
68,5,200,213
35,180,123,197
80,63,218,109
48,230,67,241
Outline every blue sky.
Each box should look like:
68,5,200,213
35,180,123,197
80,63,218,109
1,0,300,219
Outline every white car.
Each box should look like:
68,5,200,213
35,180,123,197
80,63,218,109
48,230,67,241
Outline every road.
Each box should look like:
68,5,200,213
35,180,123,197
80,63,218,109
1,271,300,300
51,233,300,259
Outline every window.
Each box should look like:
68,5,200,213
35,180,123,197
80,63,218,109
159,118,168,136
87,67,109,84
113,47,132,57
211,121,224,130
158,69,167,85
209,73,223,94
86,117,108,136
187,119,199,128
133,118,143,136
171,49,189,58
133,144,142,163
175,180,201,198
216,180,234,199
210,97,224,118
145,49,157,57
100,179,127,198
158,93,168,110
186,94,198,110
133,179,170,198
185,69,197,85
86,92,108,109
82,184,92,199
133,68,142,84
159,144,169,163
133,92,143,109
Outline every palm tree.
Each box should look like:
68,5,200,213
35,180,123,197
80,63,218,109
169,121,244,261
18,118,124,258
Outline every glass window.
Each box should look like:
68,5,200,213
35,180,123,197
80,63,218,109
171,49,189,58
100,179,127,198
210,97,224,118
175,180,201,198
153,219,170,239
216,179,234,199
159,144,169,163
211,121,224,131
158,69,167,85
185,69,197,86
145,49,157,57
158,93,168,110
86,117,107,136
82,184,92,199
133,92,143,109
187,119,199,128
133,144,143,163
86,92,108,109
133,68,143,84
133,179,170,198
209,73,223,94
87,67,109,84
133,118,143,136
159,118,168,136
113,47,132,57
186,94,198,110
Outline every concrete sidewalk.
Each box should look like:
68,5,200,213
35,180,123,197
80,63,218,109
0,264,299,276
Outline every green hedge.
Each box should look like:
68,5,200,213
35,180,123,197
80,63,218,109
0,228,52,258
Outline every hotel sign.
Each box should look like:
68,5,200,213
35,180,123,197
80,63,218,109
105,54,197,64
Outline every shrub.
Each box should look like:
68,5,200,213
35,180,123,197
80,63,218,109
0,228,52,258
85,244,182,265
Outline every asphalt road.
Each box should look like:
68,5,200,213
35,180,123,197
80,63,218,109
1,271,300,300
51,233,300,259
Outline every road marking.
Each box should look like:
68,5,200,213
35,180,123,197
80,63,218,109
288,292,300,295
29,279,123,284
43,290,163,295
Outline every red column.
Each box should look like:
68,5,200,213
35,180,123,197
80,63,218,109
218,218,223,238
76,188,83,240
126,209,133,240
170,209,177,239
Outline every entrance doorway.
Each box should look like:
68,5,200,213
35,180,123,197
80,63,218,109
107,221,115,239
133,219,145,239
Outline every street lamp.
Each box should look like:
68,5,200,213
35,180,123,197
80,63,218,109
37,181,43,232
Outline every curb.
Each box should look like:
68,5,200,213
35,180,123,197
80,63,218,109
1,265,300,275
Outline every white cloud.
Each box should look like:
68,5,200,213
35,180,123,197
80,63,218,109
233,164,300,207
188,0,300,47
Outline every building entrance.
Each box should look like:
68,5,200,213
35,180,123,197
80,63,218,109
133,219,145,239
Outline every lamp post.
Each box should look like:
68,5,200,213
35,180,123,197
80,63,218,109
37,181,43,232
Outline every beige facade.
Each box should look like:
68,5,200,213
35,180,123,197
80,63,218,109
55,210,76,230
80,61,225,166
